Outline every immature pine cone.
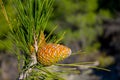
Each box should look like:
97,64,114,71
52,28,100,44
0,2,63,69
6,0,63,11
37,43,71,66
30,31,71,66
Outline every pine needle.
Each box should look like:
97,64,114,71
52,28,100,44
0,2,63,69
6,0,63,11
56,63,110,72
0,0,12,30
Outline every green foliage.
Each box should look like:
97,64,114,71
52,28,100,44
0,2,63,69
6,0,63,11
1,0,63,79
51,0,112,53
98,54,114,67
0,0,76,80
0,0,113,52
0,0,14,50
10,0,55,54
0,0,113,79
99,9,112,20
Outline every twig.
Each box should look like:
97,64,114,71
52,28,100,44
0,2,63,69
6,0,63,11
19,33,38,80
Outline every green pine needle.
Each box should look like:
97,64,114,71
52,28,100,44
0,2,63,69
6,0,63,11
56,63,110,72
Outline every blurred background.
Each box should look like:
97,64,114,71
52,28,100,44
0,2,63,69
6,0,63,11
0,0,120,80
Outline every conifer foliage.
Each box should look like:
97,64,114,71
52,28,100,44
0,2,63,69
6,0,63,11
0,0,110,80
1,0,71,79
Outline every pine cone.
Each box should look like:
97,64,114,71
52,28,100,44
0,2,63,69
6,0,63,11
37,43,71,66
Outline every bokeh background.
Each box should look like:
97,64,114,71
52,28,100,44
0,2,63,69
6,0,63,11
0,0,120,80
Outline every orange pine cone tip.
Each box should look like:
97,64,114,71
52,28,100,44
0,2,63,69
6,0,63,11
37,43,71,66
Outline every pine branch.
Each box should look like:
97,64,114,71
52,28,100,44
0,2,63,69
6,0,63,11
19,33,38,80
11,0,56,79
